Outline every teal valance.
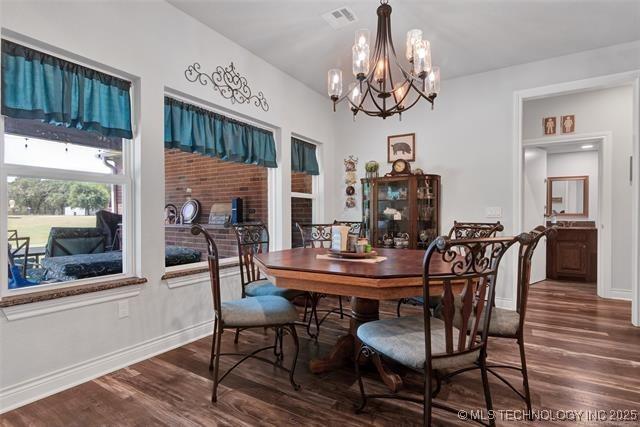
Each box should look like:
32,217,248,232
291,137,319,175
1,40,133,139
164,97,277,168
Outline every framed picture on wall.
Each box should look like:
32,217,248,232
387,133,416,163
543,117,556,135
561,115,575,133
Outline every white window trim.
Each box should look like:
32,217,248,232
2,284,143,321
162,89,279,275
0,129,136,299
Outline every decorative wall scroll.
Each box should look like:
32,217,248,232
185,62,269,112
344,156,358,209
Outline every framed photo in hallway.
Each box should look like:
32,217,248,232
387,133,416,163
543,117,556,135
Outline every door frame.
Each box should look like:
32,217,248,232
522,133,612,299
512,70,640,326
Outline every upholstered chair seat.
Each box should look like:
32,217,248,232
445,296,520,338
357,316,480,371
244,279,306,300
478,307,520,337
221,295,299,328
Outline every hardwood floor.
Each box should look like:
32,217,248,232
2,280,639,426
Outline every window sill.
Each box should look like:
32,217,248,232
161,260,238,281
162,261,239,289
1,277,147,320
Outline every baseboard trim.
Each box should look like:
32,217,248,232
0,319,213,414
603,288,632,301
495,297,515,310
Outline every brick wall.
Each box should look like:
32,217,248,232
291,171,312,194
164,149,268,260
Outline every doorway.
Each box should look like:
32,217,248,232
523,136,605,291
513,72,640,326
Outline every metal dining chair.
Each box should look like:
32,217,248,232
233,222,309,340
440,225,555,414
192,224,301,403
355,235,522,426
397,221,504,317
296,223,350,337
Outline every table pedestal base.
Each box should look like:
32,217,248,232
309,297,402,392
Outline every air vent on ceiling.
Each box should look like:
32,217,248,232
322,6,358,29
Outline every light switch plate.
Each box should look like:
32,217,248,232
485,207,503,218
118,300,129,318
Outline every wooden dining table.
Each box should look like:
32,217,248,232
255,247,458,391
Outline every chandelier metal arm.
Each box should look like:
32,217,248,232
328,0,440,119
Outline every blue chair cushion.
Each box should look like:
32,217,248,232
357,316,480,371
220,296,299,327
245,279,306,300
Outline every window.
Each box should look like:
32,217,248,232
2,121,133,294
1,40,134,296
290,137,319,248
163,97,277,270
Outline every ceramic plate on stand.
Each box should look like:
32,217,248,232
180,199,201,224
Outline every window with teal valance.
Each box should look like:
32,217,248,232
291,137,319,175
1,40,133,139
164,97,277,168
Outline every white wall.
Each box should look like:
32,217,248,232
0,0,336,411
547,150,599,222
523,86,633,293
332,40,640,305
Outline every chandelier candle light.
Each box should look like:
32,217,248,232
327,0,440,119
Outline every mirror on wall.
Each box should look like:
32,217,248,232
546,176,589,217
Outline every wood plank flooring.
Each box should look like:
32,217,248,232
2,280,639,426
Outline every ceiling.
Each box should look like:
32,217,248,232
168,0,640,96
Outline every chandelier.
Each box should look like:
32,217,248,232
327,0,440,119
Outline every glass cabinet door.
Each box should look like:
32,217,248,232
416,176,438,249
375,179,410,248
361,179,371,240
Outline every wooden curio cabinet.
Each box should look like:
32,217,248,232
361,173,441,250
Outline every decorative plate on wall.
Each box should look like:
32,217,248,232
180,199,201,224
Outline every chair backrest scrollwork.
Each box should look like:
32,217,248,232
422,235,523,366
233,222,270,297
296,223,333,249
447,221,504,240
